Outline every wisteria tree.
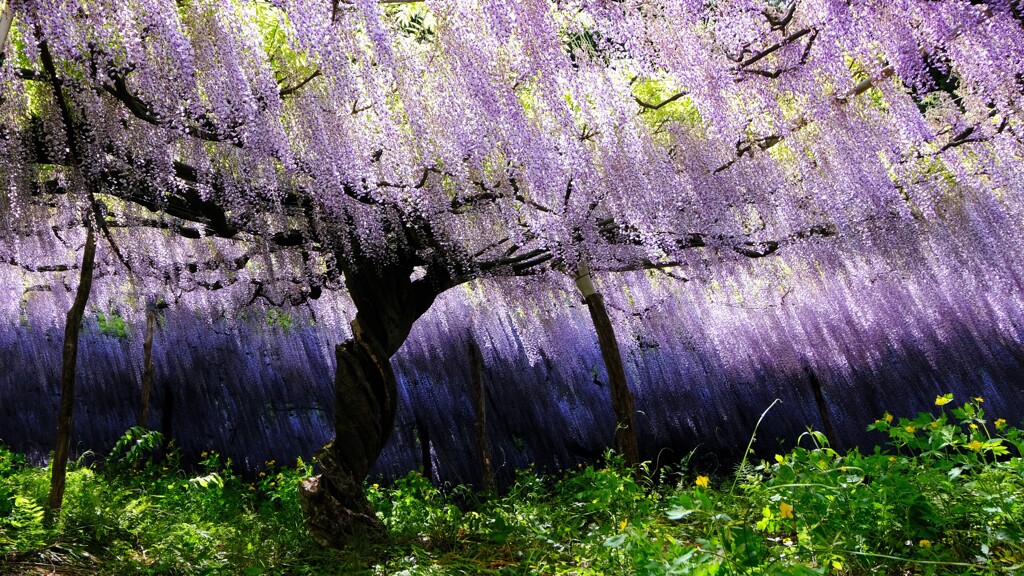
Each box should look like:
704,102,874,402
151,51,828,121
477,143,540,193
1,0,1022,546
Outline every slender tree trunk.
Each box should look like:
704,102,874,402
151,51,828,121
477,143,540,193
48,225,97,515
468,335,496,492
138,302,156,428
576,265,640,468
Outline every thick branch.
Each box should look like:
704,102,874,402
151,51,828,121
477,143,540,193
475,220,836,277
764,2,797,30
635,90,688,111
102,71,242,144
279,70,322,97
740,27,811,69
2,255,71,273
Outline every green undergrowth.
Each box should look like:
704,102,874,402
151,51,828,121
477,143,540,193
2,396,1023,575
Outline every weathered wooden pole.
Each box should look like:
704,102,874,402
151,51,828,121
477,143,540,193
575,264,640,468
468,334,496,492
48,224,97,514
0,2,13,57
138,300,157,428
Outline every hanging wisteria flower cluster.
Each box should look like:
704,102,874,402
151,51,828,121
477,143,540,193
0,0,1021,318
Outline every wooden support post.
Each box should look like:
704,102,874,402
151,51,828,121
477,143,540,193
48,225,97,515
468,334,496,492
0,2,13,59
576,264,640,468
138,300,157,428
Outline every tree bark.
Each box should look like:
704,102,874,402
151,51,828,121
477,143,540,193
300,330,395,547
299,257,451,548
576,265,640,468
468,335,496,492
138,302,156,428
48,225,97,515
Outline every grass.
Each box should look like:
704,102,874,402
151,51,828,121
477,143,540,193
1,396,1023,575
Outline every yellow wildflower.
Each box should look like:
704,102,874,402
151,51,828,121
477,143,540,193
695,475,709,488
967,440,983,451
969,423,978,430
774,454,785,465
889,456,897,462
934,395,952,407
930,421,939,428
201,451,209,458
974,397,984,403
372,483,379,489
995,418,1007,429
780,502,794,519
884,413,893,423
619,518,628,530
905,426,916,434
919,539,932,548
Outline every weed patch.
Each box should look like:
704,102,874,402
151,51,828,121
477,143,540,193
1,398,1022,574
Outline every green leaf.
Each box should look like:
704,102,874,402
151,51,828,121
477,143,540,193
604,533,627,548
666,505,694,520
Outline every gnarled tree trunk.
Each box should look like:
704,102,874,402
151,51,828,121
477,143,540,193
299,329,396,546
299,257,451,548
